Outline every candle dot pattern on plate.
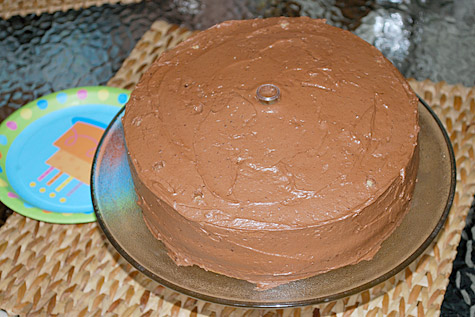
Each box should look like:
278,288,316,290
7,192,18,198
118,93,128,104
37,99,48,110
77,89,87,99
6,122,17,130
20,108,32,119
56,93,68,104
98,89,110,100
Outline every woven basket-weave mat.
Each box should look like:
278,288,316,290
0,20,474,317
0,0,142,20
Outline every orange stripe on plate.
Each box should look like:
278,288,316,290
46,171,63,186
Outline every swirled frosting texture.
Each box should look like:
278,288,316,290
123,17,420,289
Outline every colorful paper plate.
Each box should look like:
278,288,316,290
0,86,130,224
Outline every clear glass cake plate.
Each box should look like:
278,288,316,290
92,98,455,308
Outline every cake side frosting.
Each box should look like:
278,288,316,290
134,145,418,289
123,17,420,289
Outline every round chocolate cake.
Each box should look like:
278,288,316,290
123,17,420,289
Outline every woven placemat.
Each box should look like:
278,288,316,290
1,20,474,316
0,0,142,19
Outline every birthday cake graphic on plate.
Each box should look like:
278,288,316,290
35,118,106,203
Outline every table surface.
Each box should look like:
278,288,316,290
0,0,474,315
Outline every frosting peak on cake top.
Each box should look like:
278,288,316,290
123,17,419,229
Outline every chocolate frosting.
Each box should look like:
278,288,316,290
123,17,420,289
